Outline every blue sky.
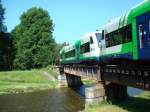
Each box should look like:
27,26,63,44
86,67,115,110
3,0,143,43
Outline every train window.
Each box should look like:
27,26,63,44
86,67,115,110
90,36,94,44
105,34,109,47
124,25,132,43
81,42,90,53
95,33,101,42
105,25,132,48
102,30,104,39
106,33,114,47
114,30,123,45
65,49,75,58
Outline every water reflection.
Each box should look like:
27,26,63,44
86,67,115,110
128,87,143,96
0,88,85,112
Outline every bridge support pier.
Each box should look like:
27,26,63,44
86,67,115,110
58,67,68,87
58,74,68,87
106,83,127,100
85,81,106,104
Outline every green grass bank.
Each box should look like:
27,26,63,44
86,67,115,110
84,91,150,112
0,69,58,94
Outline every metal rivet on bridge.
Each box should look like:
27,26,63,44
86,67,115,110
121,70,125,74
126,70,129,75
144,71,149,77
117,69,120,73
145,84,149,89
113,69,116,73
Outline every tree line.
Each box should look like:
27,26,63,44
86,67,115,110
0,0,65,70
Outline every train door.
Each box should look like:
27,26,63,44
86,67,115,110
90,36,95,56
136,12,150,59
76,43,80,63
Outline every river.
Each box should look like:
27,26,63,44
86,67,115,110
0,87,143,112
0,88,86,112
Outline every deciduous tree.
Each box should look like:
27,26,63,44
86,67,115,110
11,7,55,69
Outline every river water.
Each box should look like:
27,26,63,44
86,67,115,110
0,87,143,112
0,88,85,112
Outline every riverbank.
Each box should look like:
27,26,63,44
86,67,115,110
84,91,150,112
0,69,58,94
0,67,95,95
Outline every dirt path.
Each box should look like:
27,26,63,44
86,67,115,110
42,71,56,81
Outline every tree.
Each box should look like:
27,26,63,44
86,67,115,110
11,7,55,69
53,42,68,65
0,0,11,70
0,0,5,32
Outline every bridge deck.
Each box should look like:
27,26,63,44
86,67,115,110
61,65,150,91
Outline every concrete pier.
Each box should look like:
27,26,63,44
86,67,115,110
85,82,106,104
58,66,68,87
58,74,68,87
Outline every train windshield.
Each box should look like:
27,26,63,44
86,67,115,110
95,33,102,42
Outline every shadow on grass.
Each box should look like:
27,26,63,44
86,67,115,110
109,96,150,112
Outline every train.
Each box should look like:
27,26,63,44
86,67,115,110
60,0,150,66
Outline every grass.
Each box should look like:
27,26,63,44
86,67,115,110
84,101,128,112
81,78,97,85
42,65,59,79
84,91,150,112
0,69,58,94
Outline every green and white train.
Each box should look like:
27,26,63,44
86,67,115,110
60,0,150,65
60,32,102,65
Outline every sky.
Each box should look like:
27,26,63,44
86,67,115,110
3,0,143,43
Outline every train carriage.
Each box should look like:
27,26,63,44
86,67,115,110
78,32,101,64
60,32,102,65
60,44,77,65
101,0,150,65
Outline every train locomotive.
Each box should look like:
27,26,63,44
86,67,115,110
60,0,150,66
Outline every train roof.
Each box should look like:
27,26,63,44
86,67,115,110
80,31,101,40
103,0,150,34
76,31,101,45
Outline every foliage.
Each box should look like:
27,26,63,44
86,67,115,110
0,0,11,70
0,0,5,32
0,33,11,70
11,7,56,70
53,43,66,65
